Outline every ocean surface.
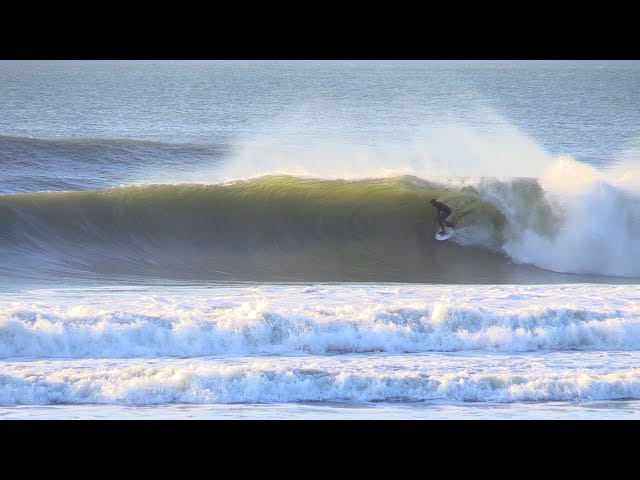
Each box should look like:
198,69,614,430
1,60,639,419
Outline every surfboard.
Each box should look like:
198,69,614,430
435,227,454,241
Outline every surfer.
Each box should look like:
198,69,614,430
430,199,454,235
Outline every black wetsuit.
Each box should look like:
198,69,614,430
432,200,453,232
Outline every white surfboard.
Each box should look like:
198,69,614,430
435,227,454,241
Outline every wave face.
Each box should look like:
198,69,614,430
1,168,639,282
3,62,640,418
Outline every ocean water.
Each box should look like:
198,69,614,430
1,60,639,419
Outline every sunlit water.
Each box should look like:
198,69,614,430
1,60,639,419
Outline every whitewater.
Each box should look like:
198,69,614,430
1,60,639,419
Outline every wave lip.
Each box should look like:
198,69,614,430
1,168,640,281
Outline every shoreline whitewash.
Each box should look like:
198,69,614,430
1,284,639,418
2,61,639,419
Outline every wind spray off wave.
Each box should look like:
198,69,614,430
3,60,640,419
